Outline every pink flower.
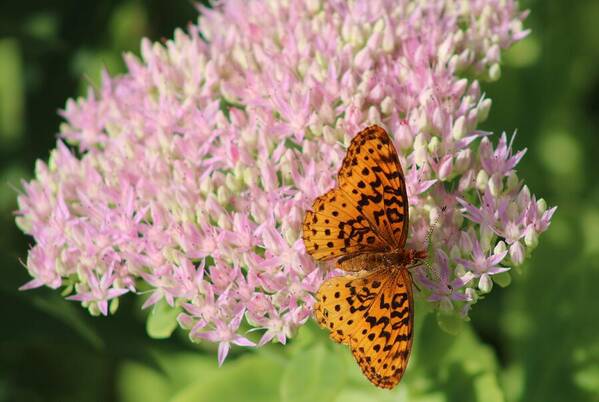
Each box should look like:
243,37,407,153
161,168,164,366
15,0,550,364
417,250,475,311
195,310,256,366
479,134,527,177
67,263,129,316
456,232,510,277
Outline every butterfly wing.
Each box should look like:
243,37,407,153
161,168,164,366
314,268,414,389
303,187,389,261
302,125,410,264
337,125,410,249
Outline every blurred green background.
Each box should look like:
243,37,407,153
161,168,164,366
1,1,598,401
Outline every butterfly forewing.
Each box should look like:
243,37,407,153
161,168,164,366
303,188,388,261
337,125,410,248
302,126,410,264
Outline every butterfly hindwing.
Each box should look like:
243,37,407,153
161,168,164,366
314,268,414,389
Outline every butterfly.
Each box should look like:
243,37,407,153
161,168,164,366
302,125,426,389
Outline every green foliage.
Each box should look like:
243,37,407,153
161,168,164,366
280,340,346,402
0,39,24,147
146,299,181,339
3,0,599,401
169,354,284,402
113,319,506,402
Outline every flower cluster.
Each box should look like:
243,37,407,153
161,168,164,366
16,0,553,362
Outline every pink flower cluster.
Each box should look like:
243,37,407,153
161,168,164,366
16,0,553,362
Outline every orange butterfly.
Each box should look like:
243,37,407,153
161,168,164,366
303,125,426,389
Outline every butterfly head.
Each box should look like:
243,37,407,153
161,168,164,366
390,248,427,269
406,248,428,266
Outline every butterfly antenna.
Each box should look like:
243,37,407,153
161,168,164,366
423,206,446,270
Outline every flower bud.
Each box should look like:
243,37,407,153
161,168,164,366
438,36,454,64
323,125,338,144
438,156,453,181
494,240,507,255
89,303,101,317
306,0,320,14
414,133,427,149
452,209,464,226
380,96,393,115
465,287,478,303
506,171,519,192
217,185,230,205
284,227,298,244
478,273,493,293
452,115,466,140
518,185,531,208
459,169,475,191
486,44,501,63
382,23,394,53
199,176,214,196
524,226,539,249
452,78,468,98
110,298,120,315
367,105,381,123
488,63,501,81
225,172,241,193
455,263,467,277
488,173,503,197
454,149,471,174
507,201,519,221
450,245,462,260
414,146,428,167
428,136,441,154
242,166,258,188
448,54,459,71
509,241,525,266
537,198,547,214
396,123,413,150
477,98,492,123
476,170,489,191
480,225,494,252
457,49,472,70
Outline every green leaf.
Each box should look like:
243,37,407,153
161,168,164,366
146,299,181,339
170,354,284,402
334,389,395,402
492,272,511,288
286,319,320,356
504,35,541,67
0,39,24,147
280,342,346,402
117,360,171,402
501,363,525,402
574,365,599,393
154,352,215,390
109,2,149,51
436,311,465,336
409,314,504,401
474,372,504,402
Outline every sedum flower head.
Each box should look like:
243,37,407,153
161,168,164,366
15,0,552,361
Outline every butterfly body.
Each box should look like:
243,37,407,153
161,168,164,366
303,125,424,389
337,249,426,273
